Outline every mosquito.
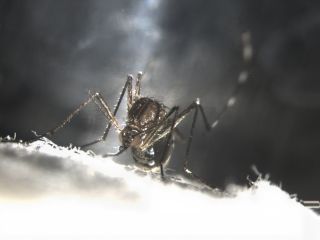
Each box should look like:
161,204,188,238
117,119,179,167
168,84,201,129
29,69,248,180
30,33,252,180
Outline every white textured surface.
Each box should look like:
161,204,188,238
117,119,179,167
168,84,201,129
0,139,319,240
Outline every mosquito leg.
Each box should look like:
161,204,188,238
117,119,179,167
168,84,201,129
176,101,215,186
127,74,134,112
175,98,236,182
184,104,198,172
28,94,97,142
181,32,252,182
91,92,121,130
102,146,127,157
29,92,120,143
181,99,225,172
140,106,179,151
81,75,134,148
80,138,102,148
134,71,143,99
173,128,186,143
159,107,179,179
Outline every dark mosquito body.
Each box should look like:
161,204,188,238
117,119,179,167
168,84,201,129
120,97,173,169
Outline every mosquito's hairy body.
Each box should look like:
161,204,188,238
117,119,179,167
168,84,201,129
121,97,172,169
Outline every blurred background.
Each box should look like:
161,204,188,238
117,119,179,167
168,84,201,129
0,0,319,200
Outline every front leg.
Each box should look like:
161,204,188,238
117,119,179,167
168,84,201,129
81,72,143,149
28,92,121,143
81,74,134,148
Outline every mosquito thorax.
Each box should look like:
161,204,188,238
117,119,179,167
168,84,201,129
128,97,166,129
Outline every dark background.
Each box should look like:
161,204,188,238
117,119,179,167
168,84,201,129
1,0,320,200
